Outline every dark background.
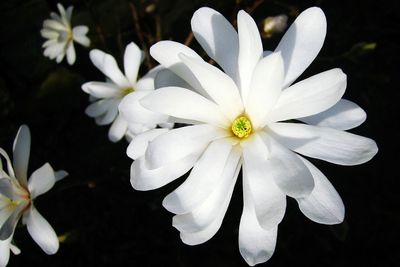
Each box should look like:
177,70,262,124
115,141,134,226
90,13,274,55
0,0,398,266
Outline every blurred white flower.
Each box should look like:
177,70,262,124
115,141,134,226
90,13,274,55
0,125,67,267
41,3,90,65
122,7,378,266
82,42,171,142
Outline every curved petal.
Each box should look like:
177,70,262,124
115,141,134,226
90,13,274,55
191,7,239,80
12,125,30,187
241,135,287,229
265,68,346,123
24,206,59,255
163,138,233,214
172,145,241,232
144,124,228,169
275,7,327,87
136,65,163,91
0,148,15,178
246,52,284,128
89,49,130,88
141,87,230,127
124,42,142,86
66,42,76,65
108,114,128,142
179,54,243,120
54,170,68,182
296,157,344,224
72,26,90,47
154,68,192,90
299,99,367,130
268,122,378,166
85,99,114,118
0,236,12,267
150,41,208,96
118,91,169,125
237,10,263,103
82,82,122,98
94,100,120,126
0,178,14,200
127,128,169,160
28,163,55,199
0,202,26,241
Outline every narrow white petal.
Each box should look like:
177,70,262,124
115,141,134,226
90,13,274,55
299,99,367,130
65,6,74,22
57,3,70,27
191,7,239,80
145,124,228,169
241,135,286,229
94,101,119,126
54,170,68,182
0,178,14,199
73,26,90,47
136,65,163,91
275,7,327,87
163,138,233,214
0,203,25,241
0,149,15,178
118,91,169,125
24,206,59,254
42,19,66,31
237,10,263,103
127,123,156,136
127,128,169,160
66,42,76,65
88,49,130,88
179,54,243,120
124,42,142,86
246,52,284,128
149,41,208,96
41,29,58,39
268,122,378,166
82,82,122,98
266,68,346,123
12,125,30,187
140,87,230,127
0,236,12,267
172,146,241,232
28,163,55,199
108,114,128,142
43,42,65,59
85,99,114,118
296,157,345,224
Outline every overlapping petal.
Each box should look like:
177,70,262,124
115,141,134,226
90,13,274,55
12,125,30,188
28,163,56,199
124,42,142,86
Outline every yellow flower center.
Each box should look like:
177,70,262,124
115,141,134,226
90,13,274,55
122,86,134,96
231,115,252,139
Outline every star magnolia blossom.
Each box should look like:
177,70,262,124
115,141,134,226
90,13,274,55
41,3,90,65
120,7,378,265
0,125,67,267
82,42,171,142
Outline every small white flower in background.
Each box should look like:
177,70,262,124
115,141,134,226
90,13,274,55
82,42,172,143
0,125,67,267
120,7,378,266
41,3,90,65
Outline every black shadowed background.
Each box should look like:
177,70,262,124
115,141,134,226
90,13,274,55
0,0,398,266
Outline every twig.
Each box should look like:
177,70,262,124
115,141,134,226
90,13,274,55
184,32,194,47
81,0,107,50
246,0,265,14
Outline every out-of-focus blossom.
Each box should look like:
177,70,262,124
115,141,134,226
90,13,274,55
0,125,67,267
41,3,90,65
261,14,288,38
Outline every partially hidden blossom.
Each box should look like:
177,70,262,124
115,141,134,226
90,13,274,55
0,125,67,267
82,42,172,143
119,7,378,266
41,3,90,65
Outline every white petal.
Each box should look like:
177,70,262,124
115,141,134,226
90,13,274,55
191,7,239,80
0,178,14,200
0,203,25,241
127,123,156,135
85,99,114,118
145,124,228,169
65,6,74,22
266,68,346,123
172,145,241,232
179,54,243,120
28,163,55,199
246,52,284,128
237,10,263,103
296,157,344,224
12,125,30,187
24,206,59,255
73,26,90,47
108,114,128,142
82,82,122,98
154,68,192,90
275,7,327,87
149,41,208,96
127,128,169,160
0,148,15,178
135,65,163,91
54,170,68,182
241,134,286,229
0,236,12,267
94,100,120,125
140,87,230,127
57,3,70,27
89,49,130,88
66,42,76,65
163,138,233,214
42,19,66,31
299,99,367,130
239,173,278,266
41,28,58,39
124,42,142,86
43,42,65,59
268,122,378,166
118,91,169,125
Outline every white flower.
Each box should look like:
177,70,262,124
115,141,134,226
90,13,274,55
41,3,90,65
82,42,171,142
121,7,379,265
0,125,67,267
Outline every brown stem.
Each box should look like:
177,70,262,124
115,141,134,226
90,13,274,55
184,32,194,47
